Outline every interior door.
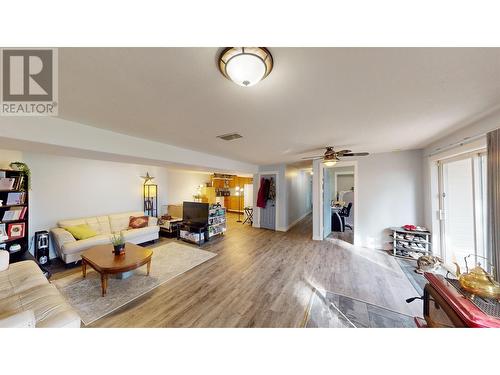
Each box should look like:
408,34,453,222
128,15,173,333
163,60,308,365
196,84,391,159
439,152,487,269
260,174,276,230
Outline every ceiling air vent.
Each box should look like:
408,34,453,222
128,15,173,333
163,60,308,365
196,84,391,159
217,133,242,141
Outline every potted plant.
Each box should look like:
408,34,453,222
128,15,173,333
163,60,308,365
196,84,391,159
9,162,31,190
110,233,126,255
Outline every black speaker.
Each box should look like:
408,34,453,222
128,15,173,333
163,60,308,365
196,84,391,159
34,230,50,265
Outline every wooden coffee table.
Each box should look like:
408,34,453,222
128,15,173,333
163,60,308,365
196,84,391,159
81,242,153,296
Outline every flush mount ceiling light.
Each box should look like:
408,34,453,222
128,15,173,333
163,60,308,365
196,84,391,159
218,47,273,87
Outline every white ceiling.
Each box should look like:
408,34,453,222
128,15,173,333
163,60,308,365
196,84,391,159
58,48,500,165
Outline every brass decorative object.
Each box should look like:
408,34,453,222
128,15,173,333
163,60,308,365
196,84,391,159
140,172,155,184
454,255,500,300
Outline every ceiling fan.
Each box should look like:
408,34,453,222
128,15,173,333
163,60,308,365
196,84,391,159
301,146,369,166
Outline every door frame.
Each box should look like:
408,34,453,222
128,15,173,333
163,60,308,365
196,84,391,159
428,138,487,257
313,160,358,242
254,171,279,230
437,150,487,264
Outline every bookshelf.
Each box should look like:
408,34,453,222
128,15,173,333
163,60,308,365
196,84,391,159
208,205,226,238
0,168,29,262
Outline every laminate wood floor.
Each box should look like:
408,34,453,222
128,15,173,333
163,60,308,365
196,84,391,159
53,213,422,327
326,230,354,244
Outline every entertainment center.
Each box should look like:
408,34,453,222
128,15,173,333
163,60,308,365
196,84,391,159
178,201,226,246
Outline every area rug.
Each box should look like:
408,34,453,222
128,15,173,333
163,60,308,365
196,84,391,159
303,288,416,328
53,242,217,325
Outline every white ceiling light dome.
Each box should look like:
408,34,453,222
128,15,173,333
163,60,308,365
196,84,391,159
219,47,273,87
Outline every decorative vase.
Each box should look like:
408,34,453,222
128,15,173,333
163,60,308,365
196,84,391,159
113,244,125,256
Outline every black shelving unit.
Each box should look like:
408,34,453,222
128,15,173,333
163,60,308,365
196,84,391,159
178,204,226,246
0,168,29,263
208,206,226,239
143,183,158,217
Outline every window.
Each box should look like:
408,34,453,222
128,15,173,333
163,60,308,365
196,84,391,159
438,151,488,270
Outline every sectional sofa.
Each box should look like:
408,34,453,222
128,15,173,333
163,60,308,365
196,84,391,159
51,211,159,264
0,250,80,328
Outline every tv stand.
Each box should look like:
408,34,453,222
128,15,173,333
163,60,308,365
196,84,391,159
177,222,208,247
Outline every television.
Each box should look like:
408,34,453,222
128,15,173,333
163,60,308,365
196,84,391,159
182,202,209,226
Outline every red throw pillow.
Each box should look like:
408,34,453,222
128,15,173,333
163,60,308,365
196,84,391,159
129,216,149,229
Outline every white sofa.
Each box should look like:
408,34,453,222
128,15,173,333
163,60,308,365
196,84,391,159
51,211,159,264
0,251,81,328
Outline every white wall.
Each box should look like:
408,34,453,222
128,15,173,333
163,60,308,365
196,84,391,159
24,152,168,258
2,147,257,257
313,150,424,248
0,150,23,169
337,175,354,193
243,184,253,209
329,166,354,201
356,150,424,248
285,165,312,229
165,170,211,206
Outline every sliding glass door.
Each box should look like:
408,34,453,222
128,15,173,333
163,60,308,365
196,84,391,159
438,152,488,270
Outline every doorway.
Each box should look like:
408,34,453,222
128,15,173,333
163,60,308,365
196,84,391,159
258,173,277,230
438,151,488,270
323,165,356,244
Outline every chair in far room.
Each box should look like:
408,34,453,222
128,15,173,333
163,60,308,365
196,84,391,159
339,202,353,230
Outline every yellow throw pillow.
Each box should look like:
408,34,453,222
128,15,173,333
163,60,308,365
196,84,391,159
64,224,98,240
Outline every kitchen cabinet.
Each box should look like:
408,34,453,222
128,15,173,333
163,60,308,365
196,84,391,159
223,196,243,212
201,187,216,204
212,179,224,189
212,175,253,212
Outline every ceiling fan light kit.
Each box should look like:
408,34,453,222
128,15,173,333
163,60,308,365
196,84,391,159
302,146,370,165
323,160,337,167
218,47,273,87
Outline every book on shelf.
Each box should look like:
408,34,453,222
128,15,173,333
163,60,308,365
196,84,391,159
14,175,24,190
0,223,7,241
2,210,16,221
6,192,25,205
7,222,25,238
0,177,16,190
19,206,27,219
2,207,24,221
